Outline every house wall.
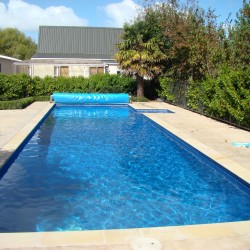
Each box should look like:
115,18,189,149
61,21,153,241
15,65,29,74
33,64,54,78
31,64,120,78
69,65,89,77
108,65,120,75
0,59,14,75
32,64,90,78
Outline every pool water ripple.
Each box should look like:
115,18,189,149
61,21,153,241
0,105,249,232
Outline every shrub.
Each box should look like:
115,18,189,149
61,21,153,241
0,96,50,110
159,66,250,128
0,73,137,109
158,77,176,102
0,73,137,101
1,74,33,100
86,74,137,94
131,96,149,102
0,97,35,109
186,67,250,127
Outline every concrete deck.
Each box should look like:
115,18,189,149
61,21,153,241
0,101,249,250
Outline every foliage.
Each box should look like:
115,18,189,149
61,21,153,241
187,67,250,127
0,28,37,60
229,0,250,69
147,0,229,81
140,0,250,128
0,73,137,102
131,96,149,102
0,97,34,110
158,77,176,102
0,73,33,100
0,96,48,110
114,19,168,97
85,74,137,94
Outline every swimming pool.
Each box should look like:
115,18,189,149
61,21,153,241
0,105,249,232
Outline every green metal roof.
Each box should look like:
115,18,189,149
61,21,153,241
33,26,124,59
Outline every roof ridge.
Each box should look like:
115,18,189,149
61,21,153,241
39,25,124,30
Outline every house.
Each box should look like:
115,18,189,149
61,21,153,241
15,26,124,78
0,55,23,75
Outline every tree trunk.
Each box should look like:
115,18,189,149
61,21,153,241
136,75,144,98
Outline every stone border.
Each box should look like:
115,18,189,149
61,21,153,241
0,102,55,169
0,221,249,248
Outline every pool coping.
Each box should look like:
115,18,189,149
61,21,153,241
0,221,249,248
0,102,249,249
0,102,55,170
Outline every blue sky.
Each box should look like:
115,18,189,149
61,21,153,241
0,0,244,42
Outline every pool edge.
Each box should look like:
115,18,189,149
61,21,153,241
0,102,55,171
0,221,249,248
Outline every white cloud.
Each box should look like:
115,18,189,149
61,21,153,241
0,0,88,32
104,0,141,27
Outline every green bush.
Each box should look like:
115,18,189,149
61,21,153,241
0,73,6,97
0,74,32,100
0,97,35,109
0,74,136,101
85,74,137,94
35,96,50,101
159,67,250,128
0,73,137,110
186,67,250,127
158,77,176,102
0,96,50,110
131,96,149,102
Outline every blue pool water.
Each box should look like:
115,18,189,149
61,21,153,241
0,105,249,232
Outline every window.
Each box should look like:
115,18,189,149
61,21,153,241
89,67,104,75
97,67,104,74
90,67,97,76
60,66,69,77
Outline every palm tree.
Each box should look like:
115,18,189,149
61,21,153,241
114,21,167,98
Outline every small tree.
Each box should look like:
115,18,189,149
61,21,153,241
0,28,37,60
229,0,250,69
114,21,168,98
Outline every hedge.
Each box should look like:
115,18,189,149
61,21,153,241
159,67,250,129
0,73,137,101
0,96,50,110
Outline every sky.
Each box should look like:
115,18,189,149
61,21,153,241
0,0,244,42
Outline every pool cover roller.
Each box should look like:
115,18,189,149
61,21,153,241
52,93,129,105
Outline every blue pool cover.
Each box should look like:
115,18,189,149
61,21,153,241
52,93,129,105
